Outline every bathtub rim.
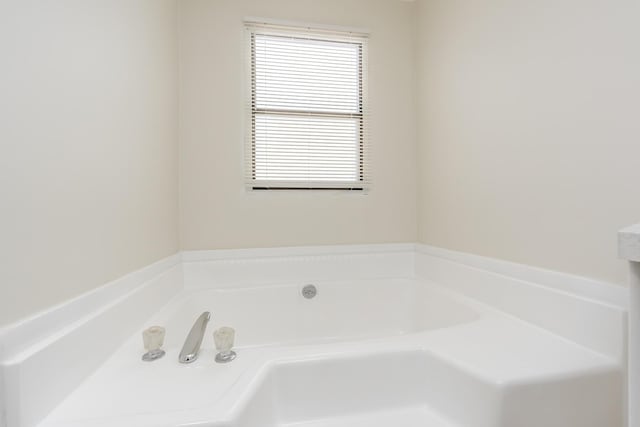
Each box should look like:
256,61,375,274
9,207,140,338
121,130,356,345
0,243,628,427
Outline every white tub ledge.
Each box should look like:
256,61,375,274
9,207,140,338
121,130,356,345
0,244,629,427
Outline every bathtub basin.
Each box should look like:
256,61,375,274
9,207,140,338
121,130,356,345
163,279,479,349
38,278,623,427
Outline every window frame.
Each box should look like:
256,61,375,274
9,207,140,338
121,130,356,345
245,22,369,191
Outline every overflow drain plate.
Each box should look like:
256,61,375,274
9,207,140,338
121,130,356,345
301,284,317,299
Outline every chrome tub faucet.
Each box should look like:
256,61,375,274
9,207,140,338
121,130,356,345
179,311,211,364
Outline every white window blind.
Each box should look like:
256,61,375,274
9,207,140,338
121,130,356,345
245,22,369,190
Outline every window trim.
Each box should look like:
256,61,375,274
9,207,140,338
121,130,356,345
244,22,369,191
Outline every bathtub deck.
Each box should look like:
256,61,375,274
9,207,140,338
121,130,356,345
38,305,621,427
282,406,458,427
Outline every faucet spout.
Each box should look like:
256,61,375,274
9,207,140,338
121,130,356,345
179,311,211,364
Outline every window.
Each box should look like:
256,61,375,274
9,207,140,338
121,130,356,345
245,22,369,190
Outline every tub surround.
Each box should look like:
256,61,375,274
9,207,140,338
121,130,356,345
182,244,415,289
0,244,629,427
0,256,183,427
619,223,640,427
416,245,627,362
417,245,628,309
39,302,621,427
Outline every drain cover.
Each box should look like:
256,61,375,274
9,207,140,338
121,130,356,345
301,284,317,299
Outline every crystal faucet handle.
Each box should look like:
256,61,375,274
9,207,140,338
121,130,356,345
213,327,234,351
142,326,166,361
214,327,237,363
143,326,165,350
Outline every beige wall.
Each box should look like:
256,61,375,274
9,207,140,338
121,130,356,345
0,0,179,327
4,0,637,327
179,0,418,249
416,0,640,285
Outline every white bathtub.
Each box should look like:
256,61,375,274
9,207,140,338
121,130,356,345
38,277,623,427
163,279,479,349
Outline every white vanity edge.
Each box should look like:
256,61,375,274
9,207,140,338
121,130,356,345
0,242,630,427
619,224,640,427
619,224,640,262
0,367,5,427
